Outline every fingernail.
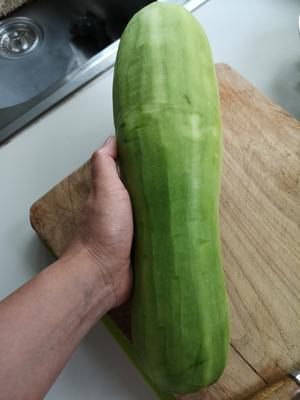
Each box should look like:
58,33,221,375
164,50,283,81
103,135,114,146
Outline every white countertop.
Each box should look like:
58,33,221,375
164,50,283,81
0,0,299,398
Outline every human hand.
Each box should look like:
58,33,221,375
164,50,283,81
66,136,133,309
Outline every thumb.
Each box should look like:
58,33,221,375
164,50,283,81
91,136,123,192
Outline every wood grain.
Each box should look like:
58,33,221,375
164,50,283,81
30,64,300,399
245,376,299,400
219,64,300,382
31,161,91,258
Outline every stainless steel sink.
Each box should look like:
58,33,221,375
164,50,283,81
0,0,208,144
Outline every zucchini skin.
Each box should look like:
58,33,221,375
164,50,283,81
113,3,229,395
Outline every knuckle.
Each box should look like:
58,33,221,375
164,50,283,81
92,148,102,159
91,148,105,164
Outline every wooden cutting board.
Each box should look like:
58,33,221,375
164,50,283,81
30,64,300,400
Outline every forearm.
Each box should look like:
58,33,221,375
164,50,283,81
0,249,113,400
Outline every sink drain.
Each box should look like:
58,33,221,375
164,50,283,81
0,17,43,58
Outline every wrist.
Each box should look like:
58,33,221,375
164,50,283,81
58,245,116,316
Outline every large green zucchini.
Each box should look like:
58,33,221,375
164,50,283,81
113,2,229,395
